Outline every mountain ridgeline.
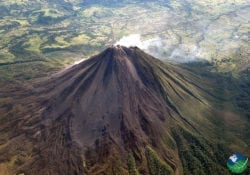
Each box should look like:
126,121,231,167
0,46,248,175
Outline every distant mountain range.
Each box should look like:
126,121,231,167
0,46,249,175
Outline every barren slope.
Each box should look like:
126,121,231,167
0,46,249,175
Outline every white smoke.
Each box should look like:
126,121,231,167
115,34,202,63
115,34,163,50
115,34,143,48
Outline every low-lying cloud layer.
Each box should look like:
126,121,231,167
115,34,202,63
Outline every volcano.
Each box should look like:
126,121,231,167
0,46,249,175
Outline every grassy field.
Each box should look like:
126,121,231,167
0,0,249,80
0,2,249,173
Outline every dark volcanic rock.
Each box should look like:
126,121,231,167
0,46,248,175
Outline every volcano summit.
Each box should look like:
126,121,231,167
0,46,248,175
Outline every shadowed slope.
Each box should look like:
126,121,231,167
0,46,248,175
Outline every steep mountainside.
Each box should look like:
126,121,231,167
0,46,249,175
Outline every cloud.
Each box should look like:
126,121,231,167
115,34,202,63
115,34,163,50
115,34,143,48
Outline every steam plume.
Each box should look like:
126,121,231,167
115,34,202,63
